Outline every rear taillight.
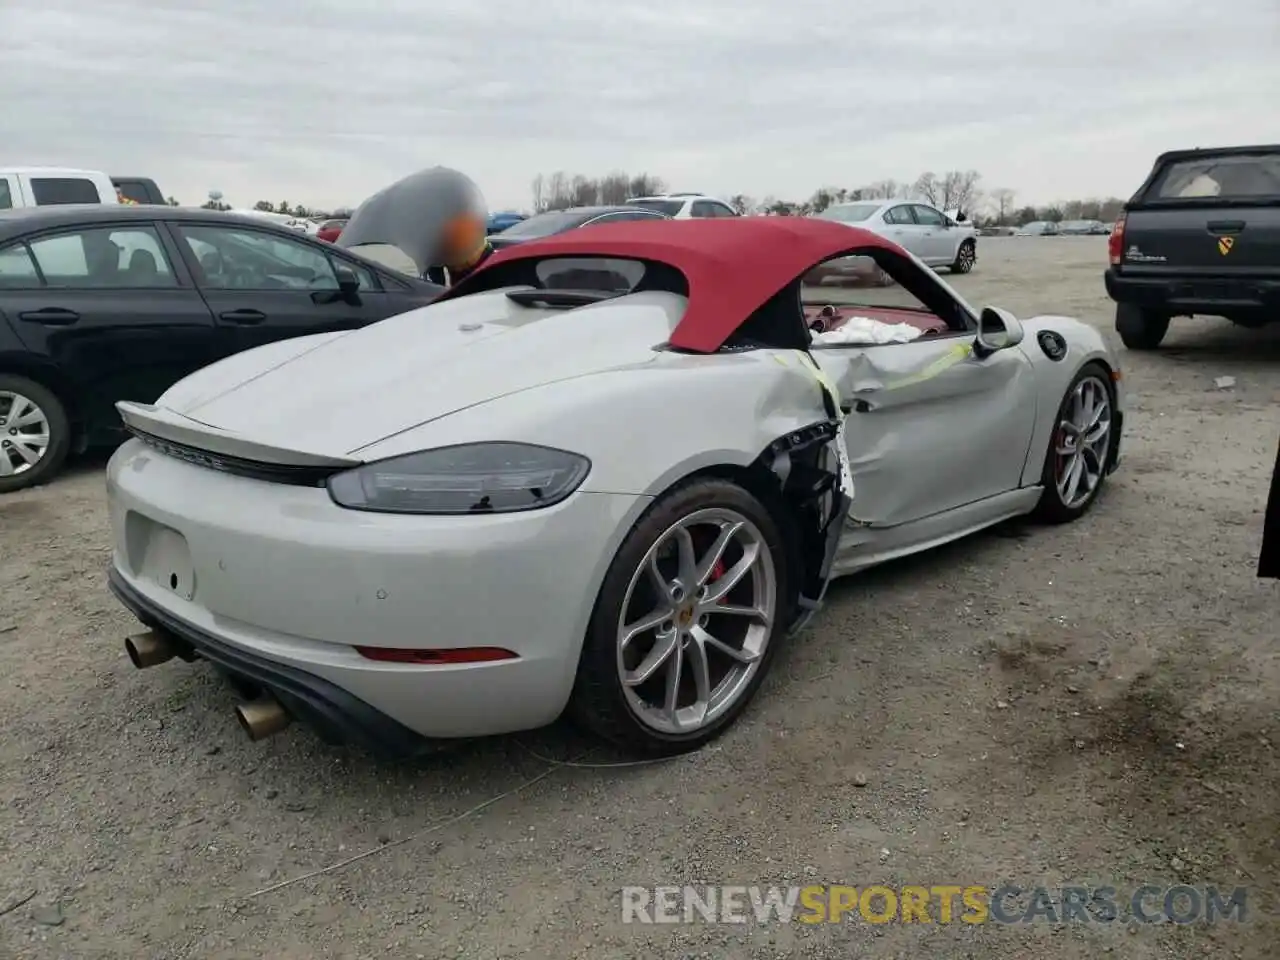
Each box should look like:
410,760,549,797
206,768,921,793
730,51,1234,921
1107,214,1126,265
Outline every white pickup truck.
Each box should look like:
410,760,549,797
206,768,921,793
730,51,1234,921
0,167,120,209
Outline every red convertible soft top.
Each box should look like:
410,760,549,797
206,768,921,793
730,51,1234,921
437,217,900,353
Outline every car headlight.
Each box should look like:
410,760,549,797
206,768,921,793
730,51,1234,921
326,442,591,515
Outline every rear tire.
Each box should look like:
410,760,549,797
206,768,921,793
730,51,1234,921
0,374,71,494
1115,303,1169,350
568,478,791,756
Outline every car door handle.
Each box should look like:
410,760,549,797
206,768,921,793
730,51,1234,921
219,309,267,324
17,307,80,325
1207,220,1245,234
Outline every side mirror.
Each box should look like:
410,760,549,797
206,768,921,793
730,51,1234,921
335,266,360,295
974,306,1024,358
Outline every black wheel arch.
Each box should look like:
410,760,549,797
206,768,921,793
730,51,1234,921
657,422,846,634
0,354,87,451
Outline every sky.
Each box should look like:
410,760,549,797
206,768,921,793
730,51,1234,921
1,0,1277,214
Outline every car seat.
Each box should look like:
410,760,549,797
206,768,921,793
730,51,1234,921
126,249,160,285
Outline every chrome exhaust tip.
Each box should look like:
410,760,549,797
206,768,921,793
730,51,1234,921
235,697,291,741
125,629,176,669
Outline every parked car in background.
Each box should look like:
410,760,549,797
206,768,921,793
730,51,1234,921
111,177,166,205
1016,221,1061,237
487,205,668,250
1105,143,1280,349
625,193,739,219
0,205,444,492
0,168,120,209
816,200,978,273
316,218,348,243
487,211,527,234
1059,220,1111,236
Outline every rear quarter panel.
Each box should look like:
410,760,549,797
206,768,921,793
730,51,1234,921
352,349,835,497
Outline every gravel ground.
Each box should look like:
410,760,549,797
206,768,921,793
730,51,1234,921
1,236,1278,959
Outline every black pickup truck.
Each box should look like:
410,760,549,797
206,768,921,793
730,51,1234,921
1104,144,1280,349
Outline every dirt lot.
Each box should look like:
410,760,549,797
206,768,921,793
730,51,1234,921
1,236,1278,959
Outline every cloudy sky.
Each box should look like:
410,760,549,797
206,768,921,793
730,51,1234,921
2,0,1277,213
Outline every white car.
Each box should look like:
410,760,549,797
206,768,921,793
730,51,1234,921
817,200,978,273
106,203,1122,759
625,193,739,219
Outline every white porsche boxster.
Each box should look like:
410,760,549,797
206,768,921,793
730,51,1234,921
106,215,1123,757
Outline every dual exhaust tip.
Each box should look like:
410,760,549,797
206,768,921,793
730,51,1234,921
125,629,292,741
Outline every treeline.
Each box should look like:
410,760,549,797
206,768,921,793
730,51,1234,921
191,198,353,218
528,168,1126,227
530,171,667,212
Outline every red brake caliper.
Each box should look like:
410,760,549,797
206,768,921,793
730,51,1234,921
709,559,726,582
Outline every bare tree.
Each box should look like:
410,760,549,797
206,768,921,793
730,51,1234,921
597,171,631,205
940,169,981,212
545,171,569,210
569,175,596,206
728,194,755,215
860,179,904,200
530,174,545,213
990,187,1016,224
806,186,840,214
627,173,666,198
913,172,941,207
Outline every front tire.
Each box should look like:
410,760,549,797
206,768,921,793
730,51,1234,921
0,375,70,494
1033,363,1115,524
1115,303,1169,349
951,239,976,274
569,478,791,755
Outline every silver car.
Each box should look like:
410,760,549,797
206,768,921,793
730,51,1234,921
817,200,978,273
106,194,1123,759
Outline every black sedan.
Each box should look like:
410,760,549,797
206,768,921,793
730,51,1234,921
487,205,668,250
0,205,443,492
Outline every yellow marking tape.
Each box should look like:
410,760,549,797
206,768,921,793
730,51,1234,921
882,342,973,390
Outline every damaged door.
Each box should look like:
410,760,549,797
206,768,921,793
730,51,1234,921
813,334,1038,528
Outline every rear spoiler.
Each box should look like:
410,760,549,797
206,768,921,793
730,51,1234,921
116,401,359,468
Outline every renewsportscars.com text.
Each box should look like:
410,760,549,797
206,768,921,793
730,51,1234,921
621,884,1249,925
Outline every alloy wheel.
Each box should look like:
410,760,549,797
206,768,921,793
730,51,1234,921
0,391,51,478
616,508,777,735
1054,376,1112,509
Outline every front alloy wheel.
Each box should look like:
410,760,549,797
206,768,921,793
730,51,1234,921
1034,364,1114,523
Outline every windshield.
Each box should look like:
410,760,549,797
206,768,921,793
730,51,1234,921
818,203,880,223
627,199,685,216
499,211,589,238
1150,153,1280,200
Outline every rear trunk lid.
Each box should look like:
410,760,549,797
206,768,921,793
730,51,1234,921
124,289,682,462
1119,147,1280,276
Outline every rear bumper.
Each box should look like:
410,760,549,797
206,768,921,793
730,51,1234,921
109,567,429,758
1104,269,1280,316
